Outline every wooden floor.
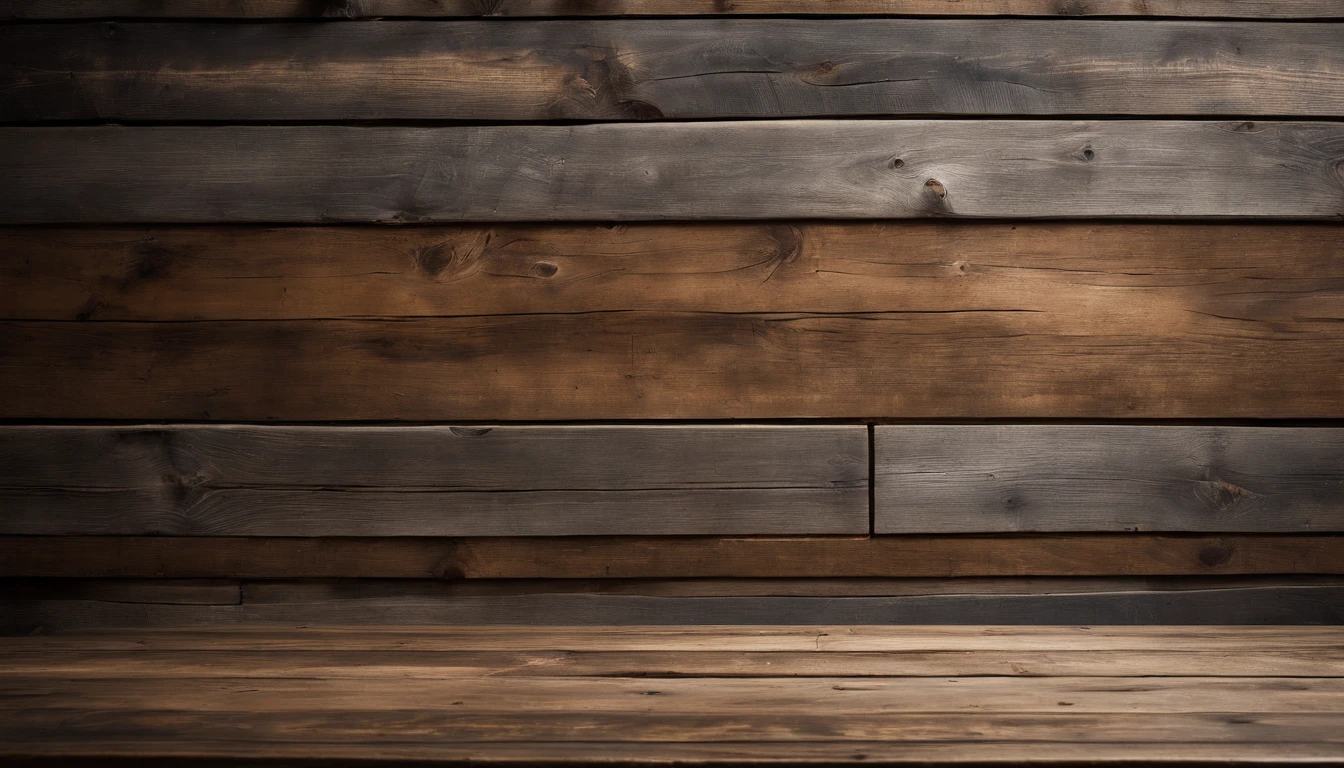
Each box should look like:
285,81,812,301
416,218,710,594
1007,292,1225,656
2,626,1342,766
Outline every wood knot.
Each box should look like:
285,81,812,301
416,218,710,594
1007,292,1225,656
530,261,559,278
888,157,905,169
1198,543,1235,568
1194,478,1252,512
450,427,492,437
1081,147,1095,162
924,179,947,199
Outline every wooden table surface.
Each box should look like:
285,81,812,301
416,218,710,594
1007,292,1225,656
2,625,1341,766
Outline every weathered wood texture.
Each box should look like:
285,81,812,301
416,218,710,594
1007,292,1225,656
0,425,867,536
4,535,1342,578
4,578,1342,631
876,426,1344,533
9,223,1344,322
2,626,1341,767
8,21,1343,122
6,223,1343,417
4,0,1342,17
4,123,1342,224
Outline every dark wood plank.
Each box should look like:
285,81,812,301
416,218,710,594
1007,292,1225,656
5,578,1342,632
6,223,1344,322
8,21,1343,121
5,0,1342,17
3,535,1342,579
7,312,1344,419
0,425,867,536
4,122,1342,223
876,426,1344,533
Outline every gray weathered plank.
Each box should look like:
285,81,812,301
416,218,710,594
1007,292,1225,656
4,0,1342,17
3,122,1342,223
875,426,1344,533
0,425,868,536
4,578,1342,633
7,21,1344,121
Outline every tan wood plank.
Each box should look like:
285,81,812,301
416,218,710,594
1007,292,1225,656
8,21,1344,121
875,426,1344,533
4,0,1342,17
4,648,1340,678
3,535,1341,578
4,123,1343,224
5,223,1341,322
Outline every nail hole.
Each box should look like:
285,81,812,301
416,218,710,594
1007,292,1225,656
1082,148,1094,161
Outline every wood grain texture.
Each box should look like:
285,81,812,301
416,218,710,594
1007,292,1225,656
0,425,867,536
6,315,1344,419
7,223,1344,323
4,578,1342,631
4,122,1342,224
876,426,1344,533
8,21,1344,121
3,535,1342,578
4,0,1343,17
1,626,1341,767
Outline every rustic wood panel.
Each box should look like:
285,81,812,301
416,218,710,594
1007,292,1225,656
4,578,1342,632
8,21,1343,122
4,0,1342,17
0,425,867,536
4,122,1342,223
6,315,1344,419
3,535,1342,578
7,223,1344,323
875,426,1344,533
2,626,1341,766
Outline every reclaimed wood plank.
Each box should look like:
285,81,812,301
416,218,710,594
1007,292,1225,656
5,578,1342,632
875,426,1344,533
4,122,1342,223
4,0,1342,17
3,535,1341,579
6,223,1343,323
8,21,1343,121
6,311,1344,419
6,647,1341,678
0,425,867,536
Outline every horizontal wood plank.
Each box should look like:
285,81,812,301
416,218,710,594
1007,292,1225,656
3,535,1342,578
0,425,867,536
4,0,1342,17
5,578,1342,632
4,122,1342,223
7,21,1344,121
6,314,1344,419
7,223,1344,322
876,426,1344,533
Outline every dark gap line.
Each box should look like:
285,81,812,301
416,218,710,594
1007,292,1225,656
5,417,1344,427
4,115,1344,127
5,15,1344,23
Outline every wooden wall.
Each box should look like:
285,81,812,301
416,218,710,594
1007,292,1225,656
1,0,1342,631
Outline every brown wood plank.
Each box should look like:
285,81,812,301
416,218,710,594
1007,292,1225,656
875,426,1344,533
2,707,1342,744
3,535,1341,578
8,21,1343,121
0,425,866,536
10,625,1342,652
6,647,1341,678
5,578,1342,632
4,123,1342,224
6,741,1344,766
6,312,1344,419
4,0,1342,18
5,223,1343,322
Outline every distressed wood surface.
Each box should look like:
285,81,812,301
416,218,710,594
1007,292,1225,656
0,425,867,536
5,578,1343,631
7,223,1344,322
8,21,1344,121
4,0,1342,17
6,315,1344,419
1,627,1340,767
4,122,1342,224
3,535,1342,578
876,426,1344,533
